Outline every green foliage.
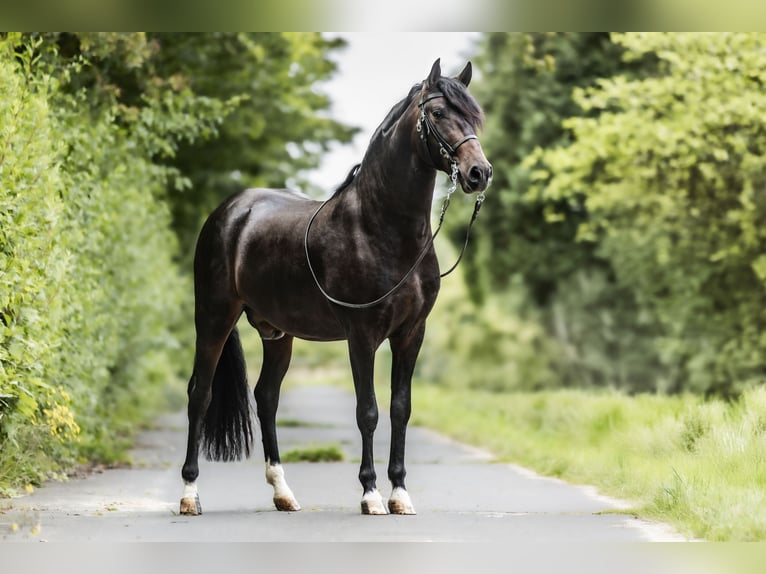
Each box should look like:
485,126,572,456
417,240,561,392
460,33,642,302
145,33,356,257
0,36,174,486
533,33,766,395
0,36,75,489
437,33,665,393
0,33,195,491
435,33,765,395
32,33,355,260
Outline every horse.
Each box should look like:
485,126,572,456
179,58,492,516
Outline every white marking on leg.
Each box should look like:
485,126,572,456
361,488,388,515
388,486,416,515
182,481,198,499
179,480,201,515
266,462,301,511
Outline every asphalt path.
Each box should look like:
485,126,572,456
1,385,684,543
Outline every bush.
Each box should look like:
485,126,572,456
416,239,561,393
0,39,76,489
532,33,766,395
0,35,197,493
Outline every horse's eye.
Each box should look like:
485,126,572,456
432,108,444,120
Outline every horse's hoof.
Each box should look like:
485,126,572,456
266,463,300,511
274,496,301,511
388,487,416,515
361,489,388,515
180,495,202,516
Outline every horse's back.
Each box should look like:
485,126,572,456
234,187,319,242
212,187,313,221
198,187,315,249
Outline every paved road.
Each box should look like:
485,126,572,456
1,385,683,542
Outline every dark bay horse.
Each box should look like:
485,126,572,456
180,59,492,516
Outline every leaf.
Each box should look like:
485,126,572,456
752,255,766,283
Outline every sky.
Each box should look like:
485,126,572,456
305,32,481,194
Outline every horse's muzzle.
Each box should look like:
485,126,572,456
462,161,493,193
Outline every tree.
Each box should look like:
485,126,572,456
43,32,356,256
457,33,662,391
534,33,766,395
1,33,205,490
149,33,357,256
462,33,642,303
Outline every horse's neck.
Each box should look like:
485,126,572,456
342,121,436,234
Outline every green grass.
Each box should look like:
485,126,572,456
276,419,333,428
408,382,766,541
281,444,345,463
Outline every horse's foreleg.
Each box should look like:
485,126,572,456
386,325,425,515
348,335,386,515
254,335,300,511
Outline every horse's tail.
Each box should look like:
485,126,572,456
201,327,254,462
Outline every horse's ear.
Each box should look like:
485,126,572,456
455,62,472,87
426,58,441,88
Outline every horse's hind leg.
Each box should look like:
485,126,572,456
180,302,243,516
254,335,301,511
386,324,425,515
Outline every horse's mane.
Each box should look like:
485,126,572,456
330,76,484,198
332,163,362,197
377,83,423,135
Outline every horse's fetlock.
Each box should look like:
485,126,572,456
359,467,377,486
182,465,199,483
388,463,406,483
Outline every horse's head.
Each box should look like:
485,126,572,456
416,59,493,194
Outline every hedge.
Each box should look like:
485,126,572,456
0,36,196,494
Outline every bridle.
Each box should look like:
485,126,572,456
303,90,488,310
416,91,478,166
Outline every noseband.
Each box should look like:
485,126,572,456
416,92,478,164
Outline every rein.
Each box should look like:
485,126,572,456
303,93,486,310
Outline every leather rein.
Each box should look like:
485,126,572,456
303,92,487,310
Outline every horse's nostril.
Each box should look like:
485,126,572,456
487,164,493,179
469,166,482,183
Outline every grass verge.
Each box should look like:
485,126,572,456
281,444,345,463
409,382,766,541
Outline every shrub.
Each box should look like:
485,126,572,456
0,38,77,489
0,35,200,493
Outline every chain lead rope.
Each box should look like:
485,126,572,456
439,163,485,278
304,161,485,309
